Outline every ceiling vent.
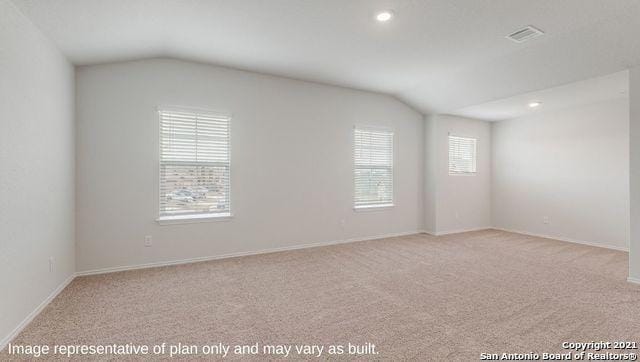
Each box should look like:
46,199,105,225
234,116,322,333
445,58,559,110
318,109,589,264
506,25,544,43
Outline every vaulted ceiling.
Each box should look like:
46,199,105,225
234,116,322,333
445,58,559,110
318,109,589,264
11,0,640,115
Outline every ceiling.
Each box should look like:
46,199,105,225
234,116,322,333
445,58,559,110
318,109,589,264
451,71,629,121
10,0,640,115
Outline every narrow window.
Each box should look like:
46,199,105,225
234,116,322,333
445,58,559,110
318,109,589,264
449,135,477,175
159,109,231,220
353,127,394,209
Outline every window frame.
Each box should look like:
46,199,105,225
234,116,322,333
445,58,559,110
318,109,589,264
448,134,477,176
156,106,233,225
352,125,395,211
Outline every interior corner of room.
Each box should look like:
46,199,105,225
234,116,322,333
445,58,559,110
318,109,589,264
2,0,640,358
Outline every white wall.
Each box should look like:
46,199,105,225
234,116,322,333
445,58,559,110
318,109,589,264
75,58,424,272
630,67,640,281
0,0,75,348
492,98,630,250
424,115,492,234
423,116,437,233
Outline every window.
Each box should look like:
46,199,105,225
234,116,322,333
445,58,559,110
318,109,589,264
158,109,231,221
449,135,477,175
353,127,394,209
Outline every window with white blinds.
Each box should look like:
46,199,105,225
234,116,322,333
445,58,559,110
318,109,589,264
353,127,394,208
449,135,477,175
159,109,231,220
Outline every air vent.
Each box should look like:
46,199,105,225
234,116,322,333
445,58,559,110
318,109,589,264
506,25,544,43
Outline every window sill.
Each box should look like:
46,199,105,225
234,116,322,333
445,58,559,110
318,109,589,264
449,172,477,176
156,213,233,225
353,204,395,212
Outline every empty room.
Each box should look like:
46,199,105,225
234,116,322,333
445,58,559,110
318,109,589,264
2,0,640,360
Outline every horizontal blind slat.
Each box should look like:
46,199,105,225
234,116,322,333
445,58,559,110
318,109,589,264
448,135,477,174
159,110,231,217
353,128,394,207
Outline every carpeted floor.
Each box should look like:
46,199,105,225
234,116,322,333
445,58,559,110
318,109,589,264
2,230,640,360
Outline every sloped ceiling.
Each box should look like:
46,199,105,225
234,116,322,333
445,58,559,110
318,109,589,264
10,0,640,114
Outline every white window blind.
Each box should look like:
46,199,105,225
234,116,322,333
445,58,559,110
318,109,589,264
449,135,477,175
353,127,394,208
159,109,231,219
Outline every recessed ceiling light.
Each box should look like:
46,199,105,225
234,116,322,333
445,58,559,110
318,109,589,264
528,101,542,108
376,10,394,22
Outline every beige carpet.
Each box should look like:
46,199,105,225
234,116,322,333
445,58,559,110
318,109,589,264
2,230,640,360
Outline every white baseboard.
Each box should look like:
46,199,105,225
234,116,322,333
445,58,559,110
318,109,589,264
628,277,640,285
2,227,631,352
431,227,492,236
0,273,76,352
76,230,424,276
3,231,424,350
492,227,629,252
